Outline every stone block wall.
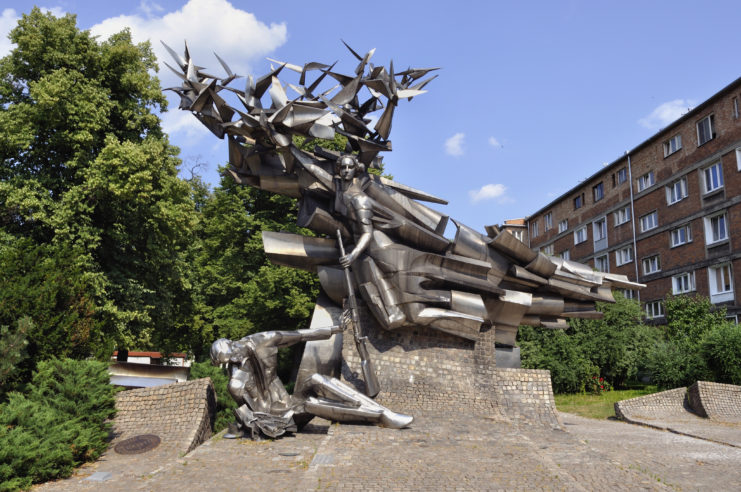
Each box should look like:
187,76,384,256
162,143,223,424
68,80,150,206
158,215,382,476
340,310,558,426
614,387,688,421
114,378,216,454
688,381,741,422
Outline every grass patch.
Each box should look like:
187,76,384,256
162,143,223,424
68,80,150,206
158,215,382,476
555,386,658,419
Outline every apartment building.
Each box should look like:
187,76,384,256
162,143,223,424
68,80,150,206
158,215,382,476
525,77,741,322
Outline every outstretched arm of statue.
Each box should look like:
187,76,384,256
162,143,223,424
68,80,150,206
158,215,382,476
273,326,343,348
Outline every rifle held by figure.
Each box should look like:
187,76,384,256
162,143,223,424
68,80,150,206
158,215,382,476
337,229,381,398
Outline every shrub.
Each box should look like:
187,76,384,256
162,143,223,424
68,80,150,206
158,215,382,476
0,358,117,490
701,322,741,384
189,361,236,432
518,326,597,393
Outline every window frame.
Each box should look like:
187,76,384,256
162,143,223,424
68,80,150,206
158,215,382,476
558,219,568,233
645,300,665,319
637,171,655,192
614,205,631,226
544,212,553,231
541,244,554,256
696,114,715,146
615,246,634,266
663,134,682,157
639,211,658,233
573,193,584,210
666,176,688,205
616,167,627,185
708,263,734,304
670,224,692,248
704,212,728,245
594,254,609,273
593,182,604,202
642,255,661,275
702,161,724,194
560,250,570,261
531,221,539,238
672,271,696,295
574,226,587,244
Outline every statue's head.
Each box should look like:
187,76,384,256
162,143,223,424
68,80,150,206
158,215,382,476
210,338,232,366
336,154,364,181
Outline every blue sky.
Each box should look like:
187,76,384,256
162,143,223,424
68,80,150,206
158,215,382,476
2,0,739,234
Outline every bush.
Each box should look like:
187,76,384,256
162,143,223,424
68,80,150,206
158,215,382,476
701,321,741,384
0,358,117,491
518,326,597,393
189,361,236,433
569,293,659,388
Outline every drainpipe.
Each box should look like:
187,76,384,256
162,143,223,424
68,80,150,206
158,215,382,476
626,152,641,302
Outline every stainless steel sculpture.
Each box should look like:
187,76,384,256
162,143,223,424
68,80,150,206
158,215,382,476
210,326,413,439
166,41,643,432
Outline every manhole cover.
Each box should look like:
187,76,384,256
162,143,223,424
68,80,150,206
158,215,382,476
114,434,161,454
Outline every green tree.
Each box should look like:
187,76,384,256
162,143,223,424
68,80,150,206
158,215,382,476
0,9,197,364
569,293,659,388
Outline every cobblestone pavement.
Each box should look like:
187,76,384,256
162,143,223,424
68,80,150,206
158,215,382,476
36,411,741,491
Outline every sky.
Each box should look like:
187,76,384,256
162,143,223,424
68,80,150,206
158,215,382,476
2,0,740,235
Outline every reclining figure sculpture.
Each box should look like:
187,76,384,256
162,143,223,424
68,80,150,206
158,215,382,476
165,42,643,436
210,326,412,439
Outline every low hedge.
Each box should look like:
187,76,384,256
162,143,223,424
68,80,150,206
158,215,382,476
0,358,117,491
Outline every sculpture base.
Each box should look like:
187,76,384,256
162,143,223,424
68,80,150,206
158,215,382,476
340,309,558,426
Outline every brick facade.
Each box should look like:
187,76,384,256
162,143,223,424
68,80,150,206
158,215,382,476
526,77,741,321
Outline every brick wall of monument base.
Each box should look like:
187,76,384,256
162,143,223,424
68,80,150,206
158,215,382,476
113,378,216,454
688,381,741,422
340,312,559,426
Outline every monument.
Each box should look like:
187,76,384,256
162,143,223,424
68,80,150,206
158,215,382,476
165,41,643,437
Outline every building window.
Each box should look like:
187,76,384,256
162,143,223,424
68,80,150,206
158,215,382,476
593,217,607,242
736,148,741,171
594,254,609,272
615,246,634,266
666,177,688,204
531,222,539,238
637,171,655,192
544,212,553,231
708,263,734,304
672,271,696,295
704,212,728,245
670,224,692,247
702,161,724,194
614,205,631,226
639,211,658,233
573,193,584,210
734,97,740,120
663,134,682,157
642,255,661,275
510,229,524,242
697,114,715,146
616,167,627,185
618,289,636,300
560,250,570,261
593,182,604,202
574,226,587,244
558,219,568,233
542,244,554,256
645,300,665,319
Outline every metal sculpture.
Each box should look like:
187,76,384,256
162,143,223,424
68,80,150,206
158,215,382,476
210,326,413,439
165,41,643,434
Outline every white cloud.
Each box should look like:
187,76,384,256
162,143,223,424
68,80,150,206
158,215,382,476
90,0,287,81
469,183,512,203
638,99,696,130
488,136,501,148
445,132,465,156
160,110,212,143
0,8,19,58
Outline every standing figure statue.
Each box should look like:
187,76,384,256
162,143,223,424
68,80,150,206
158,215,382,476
210,325,413,439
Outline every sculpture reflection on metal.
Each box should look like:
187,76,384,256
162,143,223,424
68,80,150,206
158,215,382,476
210,326,412,439
166,41,644,436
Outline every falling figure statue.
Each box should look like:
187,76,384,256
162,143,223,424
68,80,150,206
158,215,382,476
210,325,413,439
